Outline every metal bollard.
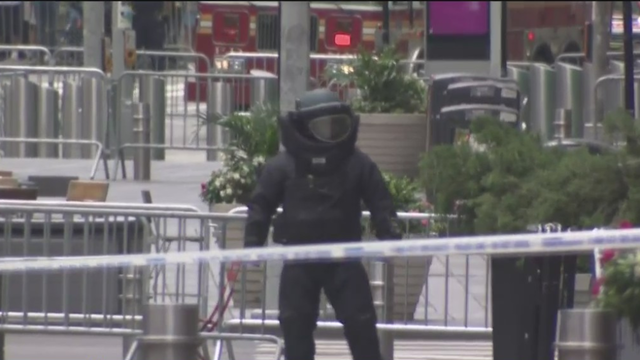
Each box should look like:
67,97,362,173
554,109,573,140
137,303,202,360
132,103,151,181
139,76,166,160
206,82,233,161
555,308,617,360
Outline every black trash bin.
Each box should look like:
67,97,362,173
491,223,577,360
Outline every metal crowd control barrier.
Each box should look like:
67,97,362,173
0,201,489,360
0,138,108,180
0,65,111,177
111,71,283,180
51,47,211,74
593,74,640,140
211,207,490,343
0,45,52,65
0,201,282,360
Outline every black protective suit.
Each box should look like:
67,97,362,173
244,89,400,360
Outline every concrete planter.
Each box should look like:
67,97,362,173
388,256,432,321
357,113,427,178
573,273,593,308
209,203,264,309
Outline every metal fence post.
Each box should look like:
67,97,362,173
372,260,395,360
121,222,148,360
137,304,202,360
132,103,151,181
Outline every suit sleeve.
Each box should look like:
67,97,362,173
361,156,402,240
244,160,284,248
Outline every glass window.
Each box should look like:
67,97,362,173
256,13,318,52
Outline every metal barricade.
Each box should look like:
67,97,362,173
0,201,283,360
111,71,286,180
0,45,52,65
52,47,211,74
209,207,490,344
0,201,489,347
216,53,422,110
593,74,640,141
0,65,110,179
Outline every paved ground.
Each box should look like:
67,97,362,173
4,334,492,360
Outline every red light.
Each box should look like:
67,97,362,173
334,33,351,47
527,31,535,42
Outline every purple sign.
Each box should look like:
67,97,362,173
429,1,489,36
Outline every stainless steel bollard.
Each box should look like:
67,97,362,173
132,103,151,181
555,308,617,360
61,81,84,159
139,76,166,160
250,69,278,107
206,82,234,161
554,109,573,140
3,77,39,158
81,76,106,159
138,303,202,360
36,85,60,158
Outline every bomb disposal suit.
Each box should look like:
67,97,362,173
244,89,401,360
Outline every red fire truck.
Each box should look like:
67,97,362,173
190,1,588,107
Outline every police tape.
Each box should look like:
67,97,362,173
0,228,640,273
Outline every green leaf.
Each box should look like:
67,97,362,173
322,46,426,114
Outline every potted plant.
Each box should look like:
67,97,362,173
201,103,280,211
324,47,427,177
200,103,280,309
597,246,640,343
420,113,640,357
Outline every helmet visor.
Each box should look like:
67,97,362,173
307,114,353,143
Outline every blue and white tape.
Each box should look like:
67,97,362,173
0,228,639,273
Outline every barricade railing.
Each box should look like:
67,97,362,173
0,65,111,169
2,203,640,358
110,71,279,179
0,138,108,179
218,52,424,77
0,201,215,330
51,47,211,74
0,45,52,65
0,202,482,337
211,208,490,342
0,201,283,360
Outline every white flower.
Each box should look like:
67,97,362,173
253,156,265,165
232,172,240,180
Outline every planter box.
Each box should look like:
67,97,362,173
388,256,432,321
357,113,427,178
573,273,593,309
210,203,265,310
